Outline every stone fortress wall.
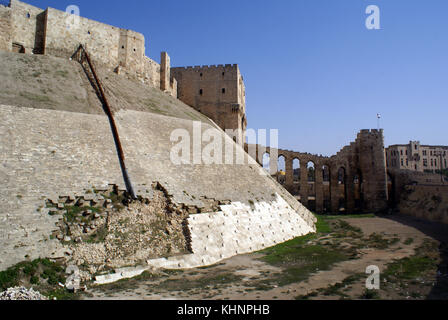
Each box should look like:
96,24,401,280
172,64,247,144
387,169,448,224
0,0,177,96
0,0,245,139
248,129,389,214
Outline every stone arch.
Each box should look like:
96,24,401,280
307,161,316,182
277,155,286,185
293,158,300,183
262,152,270,173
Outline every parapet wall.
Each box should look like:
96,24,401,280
173,64,238,71
44,7,123,68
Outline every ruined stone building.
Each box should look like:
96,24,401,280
386,141,448,173
0,0,247,143
247,129,389,214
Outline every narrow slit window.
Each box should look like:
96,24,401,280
199,89,203,95
222,88,226,94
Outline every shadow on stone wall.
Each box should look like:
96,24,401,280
382,214,448,300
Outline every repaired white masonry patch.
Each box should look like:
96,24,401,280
145,193,315,270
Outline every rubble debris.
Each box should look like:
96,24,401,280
0,287,48,300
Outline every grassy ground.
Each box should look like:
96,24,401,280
0,259,77,300
242,215,363,291
6,213,446,300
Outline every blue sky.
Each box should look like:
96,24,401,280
27,0,448,155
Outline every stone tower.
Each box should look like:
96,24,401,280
171,64,247,145
356,129,388,212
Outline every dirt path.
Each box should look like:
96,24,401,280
83,215,446,300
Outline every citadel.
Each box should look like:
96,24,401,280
0,0,247,143
0,0,446,290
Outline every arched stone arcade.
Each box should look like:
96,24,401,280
249,145,369,214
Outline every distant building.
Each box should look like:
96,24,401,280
386,141,448,172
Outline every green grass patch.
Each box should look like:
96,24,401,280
269,246,348,286
384,239,439,281
319,273,364,298
19,91,52,103
258,215,329,260
315,215,332,234
85,225,108,244
360,289,381,300
366,233,400,249
384,256,437,280
0,258,73,299
254,215,350,287
55,70,69,78
320,213,376,220
63,205,101,223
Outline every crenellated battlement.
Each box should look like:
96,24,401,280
173,64,238,71
171,62,246,145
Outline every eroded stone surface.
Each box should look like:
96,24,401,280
0,104,315,271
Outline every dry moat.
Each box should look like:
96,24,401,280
80,214,448,300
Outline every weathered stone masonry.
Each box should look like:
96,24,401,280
0,0,246,142
0,0,176,95
172,64,247,145
0,104,316,271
